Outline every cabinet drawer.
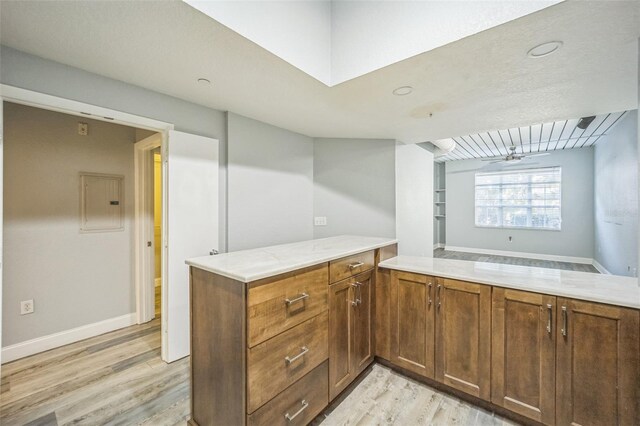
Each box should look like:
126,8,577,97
248,264,328,347
247,360,329,426
247,312,329,413
329,250,374,283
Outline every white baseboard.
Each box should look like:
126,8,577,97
444,245,593,265
592,259,611,275
1,313,136,364
433,243,445,250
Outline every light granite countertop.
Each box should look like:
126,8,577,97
379,255,640,309
186,235,397,283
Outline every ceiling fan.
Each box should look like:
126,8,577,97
481,145,550,164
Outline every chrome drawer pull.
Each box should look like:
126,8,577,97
348,261,364,270
428,282,433,306
546,304,552,334
284,399,309,422
285,346,309,365
561,306,568,337
285,293,309,306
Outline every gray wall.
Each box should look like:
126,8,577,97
313,138,396,239
3,103,136,346
227,113,314,251
446,147,595,259
0,46,230,252
594,110,638,276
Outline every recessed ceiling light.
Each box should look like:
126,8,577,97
527,41,563,58
197,78,211,85
393,86,413,96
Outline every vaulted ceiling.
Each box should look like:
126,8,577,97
1,1,638,144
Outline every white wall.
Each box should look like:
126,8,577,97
396,144,434,256
3,103,136,346
446,148,595,259
313,138,396,239
330,1,559,84
594,110,638,276
227,113,314,251
186,0,332,85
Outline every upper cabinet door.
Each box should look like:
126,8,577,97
435,278,491,400
491,288,556,424
390,271,435,378
166,130,219,362
556,298,639,426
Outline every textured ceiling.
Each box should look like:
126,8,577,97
0,1,638,143
435,111,629,162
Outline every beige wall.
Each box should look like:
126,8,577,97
2,103,137,346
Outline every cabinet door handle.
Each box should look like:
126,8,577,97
348,261,364,270
284,399,309,422
546,304,552,334
350,285,358,307
285,293,309,306
436,284,442,310
561,306,568,337
285,346,309,365
428,282,433,306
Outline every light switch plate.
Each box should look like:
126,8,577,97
314,216,327,226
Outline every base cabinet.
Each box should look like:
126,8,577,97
329,270,374,400
491,288,556,424
556,298,639,426
389,271,435,378
435,278,491,400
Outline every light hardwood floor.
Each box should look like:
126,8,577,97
1,320,516,425
434,248,599,273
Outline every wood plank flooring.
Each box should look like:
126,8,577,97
318,364,515,426
434,248,599,273
2,320,517,425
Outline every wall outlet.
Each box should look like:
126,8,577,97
78,122,88,136
20,299,34,315
314,216,327,226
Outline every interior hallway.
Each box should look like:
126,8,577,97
434,248,599,273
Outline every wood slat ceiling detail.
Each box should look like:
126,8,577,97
434,111,628,162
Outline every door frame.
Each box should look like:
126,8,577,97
134,133,163,326
0,84,174,364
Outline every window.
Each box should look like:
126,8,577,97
475,167,561,230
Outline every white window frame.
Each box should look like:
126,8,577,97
474,167,562,231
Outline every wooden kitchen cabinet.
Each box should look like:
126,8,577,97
491,288,556,424
352,270,374,376
329,270,374,400
389,270,435,378
556,298,639,426
435,278,491,400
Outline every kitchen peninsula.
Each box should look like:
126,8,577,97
186,236,639,426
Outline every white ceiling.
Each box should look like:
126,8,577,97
0,1,638,144
435,111,629,162
186,0,559,86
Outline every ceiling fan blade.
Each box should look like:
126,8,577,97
524,153,550,158
480,157,504,161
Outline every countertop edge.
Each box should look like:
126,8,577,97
186,239,398,283
378,260,640,310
